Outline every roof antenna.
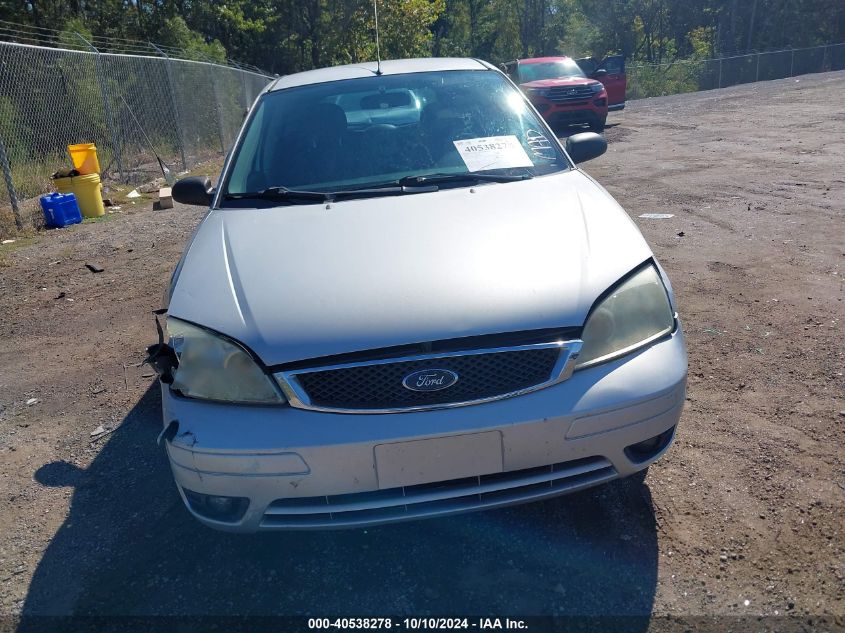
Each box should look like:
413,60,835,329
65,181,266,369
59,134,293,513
373,0,382,75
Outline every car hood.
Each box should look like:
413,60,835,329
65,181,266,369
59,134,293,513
168,170,652,366
521,78,599,89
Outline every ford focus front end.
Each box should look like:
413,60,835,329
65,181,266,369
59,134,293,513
159,58,687,532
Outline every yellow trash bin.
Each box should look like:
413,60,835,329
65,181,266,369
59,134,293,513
67,143,101,176
54,174,105,218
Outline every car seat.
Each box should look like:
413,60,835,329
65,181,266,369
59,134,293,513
419,98,485,168
272,102,349,188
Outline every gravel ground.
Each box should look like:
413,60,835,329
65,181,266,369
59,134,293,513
0,72,843,630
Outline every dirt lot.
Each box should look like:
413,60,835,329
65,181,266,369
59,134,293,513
0,72,843,629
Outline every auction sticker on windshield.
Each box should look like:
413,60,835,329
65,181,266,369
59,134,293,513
453,135,533,171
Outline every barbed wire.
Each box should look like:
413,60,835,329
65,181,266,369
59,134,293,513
0,17,270,74
626,41,845,69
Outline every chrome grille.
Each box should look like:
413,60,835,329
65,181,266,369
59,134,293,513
261,456,615,529
546,85,594,103
276,341,581,413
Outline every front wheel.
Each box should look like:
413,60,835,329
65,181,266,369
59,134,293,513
589,117,606,132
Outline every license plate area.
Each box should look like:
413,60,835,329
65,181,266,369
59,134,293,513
374,431,504,489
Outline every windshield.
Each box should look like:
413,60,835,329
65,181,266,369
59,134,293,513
518,59,586,82
223,70,568,200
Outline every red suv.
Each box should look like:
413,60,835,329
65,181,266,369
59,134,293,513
503,56,626,131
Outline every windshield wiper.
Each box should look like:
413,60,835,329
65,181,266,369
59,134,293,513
319,173,531,198
223,172,532,204
224,185,434,203
396,171,534,187
223,186,330,202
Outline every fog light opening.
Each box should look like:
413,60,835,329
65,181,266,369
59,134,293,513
183,489,249,523
624,426,676,464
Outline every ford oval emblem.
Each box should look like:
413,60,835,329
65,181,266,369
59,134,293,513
402,368,459,392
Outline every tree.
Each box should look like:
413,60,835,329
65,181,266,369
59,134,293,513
2,0,843,73
158,16,226,63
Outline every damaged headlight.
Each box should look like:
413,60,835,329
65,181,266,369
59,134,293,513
576,266,675,369
167,317,285,404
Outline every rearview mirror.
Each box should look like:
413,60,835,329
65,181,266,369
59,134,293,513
566,132,607,164
172,176,214,206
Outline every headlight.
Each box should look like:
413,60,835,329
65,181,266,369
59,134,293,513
526,88,549,98
590,83,604,93
576,266,675,369
167,317,285,404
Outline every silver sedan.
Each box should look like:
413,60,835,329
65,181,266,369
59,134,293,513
155,57,687,532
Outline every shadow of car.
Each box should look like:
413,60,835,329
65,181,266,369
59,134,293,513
20,384,659,627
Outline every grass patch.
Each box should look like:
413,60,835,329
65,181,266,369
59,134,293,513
182,157,225,181
103,183,155,207
82,213,120,224
0,234,38,267
0,154,227,239
0,201,41,239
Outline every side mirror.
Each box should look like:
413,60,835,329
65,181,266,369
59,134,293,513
593,68,608,78
566,132,607,164
172,176,214,206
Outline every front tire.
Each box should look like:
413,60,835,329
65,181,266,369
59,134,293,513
590,117,606,132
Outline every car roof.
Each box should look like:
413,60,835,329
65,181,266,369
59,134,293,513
269,57,495,91
518,56,572,65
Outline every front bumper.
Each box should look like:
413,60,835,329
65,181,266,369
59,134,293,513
531,97,608,127
162,328,687,532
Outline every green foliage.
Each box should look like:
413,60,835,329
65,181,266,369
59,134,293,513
158,17,227,63
494,0,523,61
380,0,447,59
2,0,843,73
556,1,603,58
57,17,93,50
0,97,28,161
310,0,446,65
688,26,715,58
627,60,708,99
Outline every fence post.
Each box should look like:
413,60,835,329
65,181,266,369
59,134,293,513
790,49,795,76
718,57,722,88
200,56,227,154
76,33,124,181
206,62,226,154
0,134,22,230
149,43,188,171
755,52,760,81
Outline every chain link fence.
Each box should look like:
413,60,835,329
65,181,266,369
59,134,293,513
0,37,271,233
4,33,844,234
627,42,845,100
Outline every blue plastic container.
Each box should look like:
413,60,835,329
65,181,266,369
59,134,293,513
40,192,82,228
